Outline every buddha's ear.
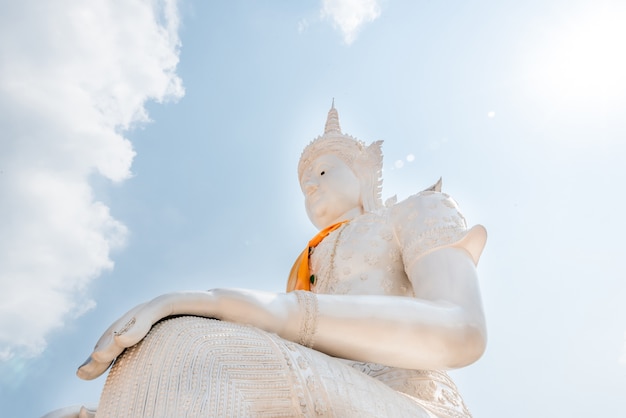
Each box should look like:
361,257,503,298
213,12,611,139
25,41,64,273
422,177,443,192
368,140,384,204
365,140,384,166
358,140,384,210
364,140,383,176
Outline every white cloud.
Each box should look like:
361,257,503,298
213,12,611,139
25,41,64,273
0,0,183,359
321,0,382,45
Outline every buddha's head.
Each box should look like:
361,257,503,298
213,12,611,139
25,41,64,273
298,104,383,229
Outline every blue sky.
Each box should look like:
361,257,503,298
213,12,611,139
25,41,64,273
1,0,625,416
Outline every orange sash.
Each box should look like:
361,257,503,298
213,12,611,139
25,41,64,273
286,221,348,292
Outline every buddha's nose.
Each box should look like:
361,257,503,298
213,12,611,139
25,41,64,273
303,180,318,195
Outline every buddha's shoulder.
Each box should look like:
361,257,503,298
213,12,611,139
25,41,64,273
387,184,462,218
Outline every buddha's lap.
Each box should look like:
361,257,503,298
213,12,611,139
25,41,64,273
97,316,443,417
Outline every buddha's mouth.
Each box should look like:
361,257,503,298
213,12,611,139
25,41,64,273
307,191,322,205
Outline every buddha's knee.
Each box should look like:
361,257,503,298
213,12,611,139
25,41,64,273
97,316,297,417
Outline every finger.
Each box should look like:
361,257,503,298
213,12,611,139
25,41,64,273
92,302,147,350
76,355,113,380
91,332,124,364
113,309,153,348
114,295,173,347
90,303,147,363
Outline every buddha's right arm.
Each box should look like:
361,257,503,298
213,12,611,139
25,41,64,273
78,250,485,380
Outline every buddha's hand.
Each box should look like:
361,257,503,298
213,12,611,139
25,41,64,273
76,292,205,380
76,290,288,380
75,301,147,380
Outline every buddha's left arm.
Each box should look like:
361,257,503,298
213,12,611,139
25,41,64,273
210,248,486,371
307,246,487,370
181,246,486,370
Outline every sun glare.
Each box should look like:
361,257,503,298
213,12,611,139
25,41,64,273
524,4,626,108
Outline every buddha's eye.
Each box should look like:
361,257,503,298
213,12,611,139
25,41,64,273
320,171,325,176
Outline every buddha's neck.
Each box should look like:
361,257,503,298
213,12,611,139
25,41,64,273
329,206,363,226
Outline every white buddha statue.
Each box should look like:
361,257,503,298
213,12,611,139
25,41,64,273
73,104,487,417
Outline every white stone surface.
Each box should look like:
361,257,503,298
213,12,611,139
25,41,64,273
74,105,487,417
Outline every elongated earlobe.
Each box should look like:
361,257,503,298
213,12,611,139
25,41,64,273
357,140,384,212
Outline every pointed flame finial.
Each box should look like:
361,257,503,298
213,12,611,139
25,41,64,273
324,99,341,135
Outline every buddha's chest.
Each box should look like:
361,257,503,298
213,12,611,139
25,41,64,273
309,216,414,296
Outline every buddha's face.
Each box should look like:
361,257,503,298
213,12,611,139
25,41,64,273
300,154,361,229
